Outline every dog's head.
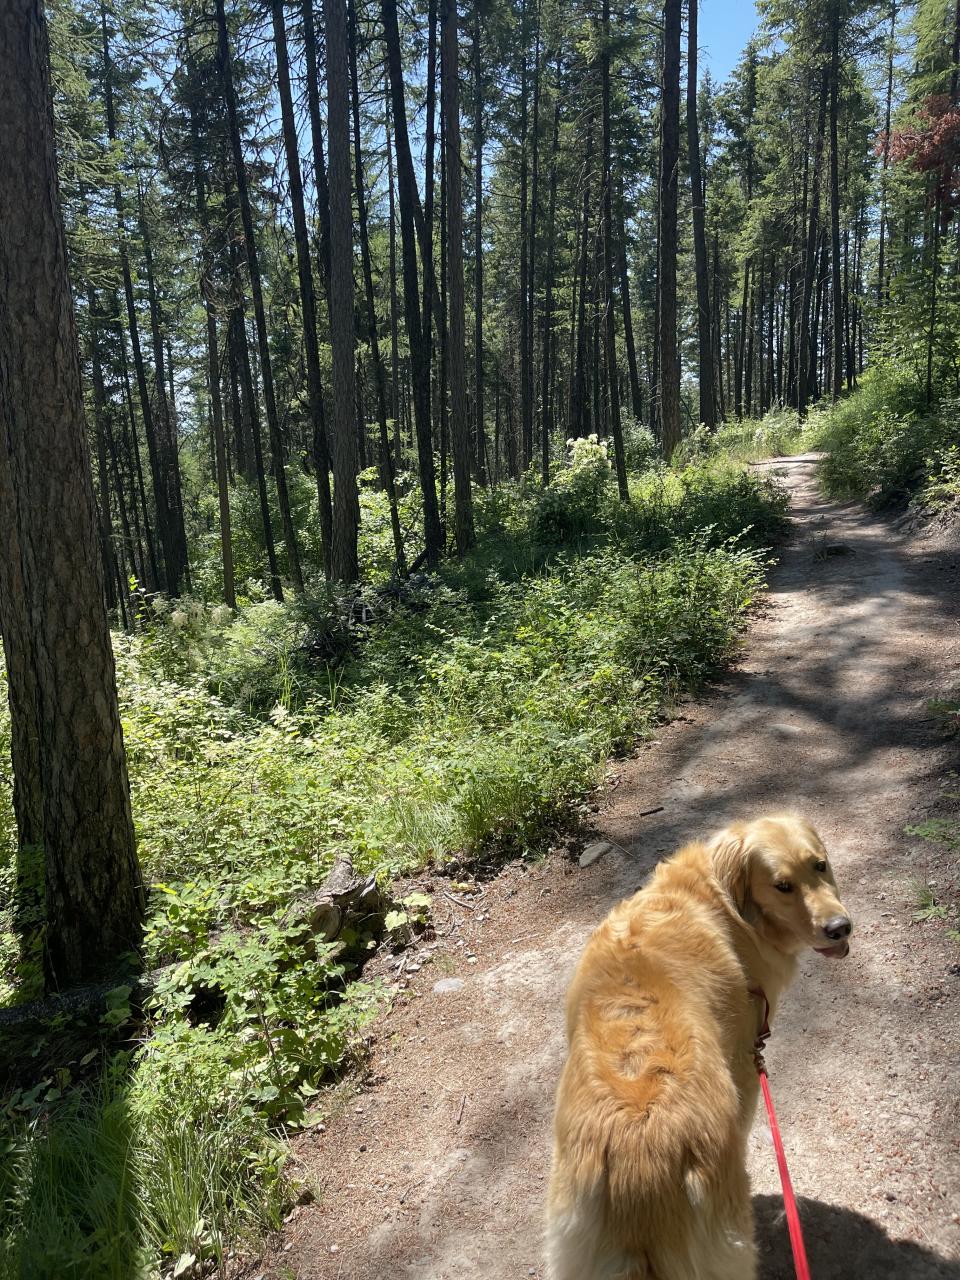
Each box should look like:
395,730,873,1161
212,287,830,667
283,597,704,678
710,814,852,958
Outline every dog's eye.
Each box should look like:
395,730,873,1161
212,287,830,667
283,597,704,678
774,881,793,893
814,860,827,873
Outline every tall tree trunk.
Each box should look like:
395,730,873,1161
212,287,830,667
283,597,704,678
473,4,487,483
348,0,406,574
686,0,715,427
100,2,177,594
602,0,629,499
540,77,561,479
926,195,941,406
189,103,235,610
87,288,119,615
441,0,476,551
381,0,443,564
137,182,190,595
216,0,304,592
113,296,160,589
324,0,361,581
301,0,332,288
423,0,438,442
712,234,726,420
273,0,334,578
829,13,843,401
526,4,541,475
618,185,643,423
385,85,402,465
0,0,143,987
572,129,593,439
745,259,756,418
658,0,682,456
877,0,897,312
735,257,750,419
518,0,532,469
227,219,283,600
798,67,829,417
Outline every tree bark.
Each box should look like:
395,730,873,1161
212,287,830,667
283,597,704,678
798,68,829,418
618,185,643,423
602,0,629,499
441,0,476,552
658,0,682,456
473,5,488,483
274,0,334,579
829,12,843,401
100,2,180,595
216,0,304,592
348,0,406,574
540,77,561,479
381,0,443,565
877,0,897,312
686,0,715,427
189,101,235,610
324,0,361,581
301,0,332,289
0,0,144,988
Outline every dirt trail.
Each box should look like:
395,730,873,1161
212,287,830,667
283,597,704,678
259,455,960,1280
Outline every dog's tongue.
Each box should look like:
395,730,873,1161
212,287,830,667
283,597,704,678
815,941,850,959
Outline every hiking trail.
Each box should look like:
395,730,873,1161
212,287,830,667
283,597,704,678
254,454,960,1280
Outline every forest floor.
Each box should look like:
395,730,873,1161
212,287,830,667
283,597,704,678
250,453,960,1280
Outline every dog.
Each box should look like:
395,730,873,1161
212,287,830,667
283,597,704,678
546,814,852,1280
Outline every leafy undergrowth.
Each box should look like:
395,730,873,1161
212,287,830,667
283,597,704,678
804,363,960,510
0,446,787,1277
675,409,806,466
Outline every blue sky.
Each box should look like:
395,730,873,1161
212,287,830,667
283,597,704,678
698,0,760,84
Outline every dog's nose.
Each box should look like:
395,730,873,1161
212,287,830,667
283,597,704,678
823,916,852,940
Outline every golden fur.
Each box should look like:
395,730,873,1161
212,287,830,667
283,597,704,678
546,814,852,1280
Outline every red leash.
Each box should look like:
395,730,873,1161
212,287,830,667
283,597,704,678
750,987,812,1280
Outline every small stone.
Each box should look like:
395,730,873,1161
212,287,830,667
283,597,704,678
359,1143,367,1152
433,977,465,994
769,722,802,738
579,841,613,868
330,1244,339,1253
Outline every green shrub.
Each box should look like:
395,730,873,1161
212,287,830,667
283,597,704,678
804,364,956,505
532,435,615,542
712,409,805,462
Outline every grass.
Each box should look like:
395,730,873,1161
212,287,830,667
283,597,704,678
0,446,788,1277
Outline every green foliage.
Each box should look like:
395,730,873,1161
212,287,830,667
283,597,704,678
805,364,959,507
710,410,806,463
0,1062,289,1280
533,435,615,542
0,455,785,1275
911,882,950,921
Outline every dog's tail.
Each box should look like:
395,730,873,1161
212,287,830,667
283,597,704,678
550,1015,743,1265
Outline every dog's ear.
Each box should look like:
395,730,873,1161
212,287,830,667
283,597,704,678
710,829,752,915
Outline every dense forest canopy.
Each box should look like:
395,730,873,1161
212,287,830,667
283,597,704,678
39,0,960,604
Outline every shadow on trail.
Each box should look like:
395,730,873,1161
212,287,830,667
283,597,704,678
599,457,956,882
755,1193,960,1279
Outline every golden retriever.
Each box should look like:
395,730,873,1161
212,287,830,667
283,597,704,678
546,814,852,1280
